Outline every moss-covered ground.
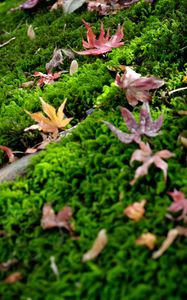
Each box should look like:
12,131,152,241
0,0,187,299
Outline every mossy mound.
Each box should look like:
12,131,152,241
0,0,187,299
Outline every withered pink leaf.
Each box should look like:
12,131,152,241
34,71,62,87
130,142,174,185
115,67,165,106
167,189,187,221
152,226,187,259
124,199,147,221
11,0,40,11
45,49,63,73
76,19,124,55
4,272,22,283
0,145,16,163
88,0,140,16
41,203,74,234
104,104,163,144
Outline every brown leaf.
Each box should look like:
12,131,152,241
124,199,147,221
136,232,157,250
21,80,34,88
4,272,22,283
41,204,74,234
50,0,64,10
82,229,108,262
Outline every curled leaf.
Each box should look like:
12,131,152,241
34,71,62,87
4,272,22,283
82,229,108,262
45,49,63,72
0,145,16,163
41,203,74,234
152,226,187,259
124,199,147,221
115,67,164,106
27,24,36,40
136,232,157,250
50,256,59,279
70,60,78,76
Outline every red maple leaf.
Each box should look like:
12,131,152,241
130,142,174,185
115,67,164,106
34,71,62,87
104,103,163,144
167,189,187,221
76,19,124,55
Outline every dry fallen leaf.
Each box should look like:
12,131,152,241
0,145,16,163
135,232,157,250
63,0,86,14
152,226,187,259
124,199,147,221
0,259,18,271
50,256,59,279
77,19,124,55
41,203,74,234
82,229,108,262
4,272,22,283
69,60,78,75
50,0,63,10
25,97,73,136
179,135,187,148
45,49,64,72
27,24,36,40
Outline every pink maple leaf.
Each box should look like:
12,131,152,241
104,103,163,144
115,67,165,106
76,19,124,55
34,71,62,87
130,142,174,185
167,189,187,221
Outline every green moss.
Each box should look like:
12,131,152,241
0,0,187,298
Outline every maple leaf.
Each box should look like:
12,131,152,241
124,199,146,221
34,71,62,87
130,142,174,185
115,66,165,106
25,97,73,136
0,145,16,163
10,0,41,11
104,104,163,144
76,19,124,55
41,203,74,234
167,189,187,221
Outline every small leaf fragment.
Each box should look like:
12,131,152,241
124,199,147,221
27,24,36,40
136,232,157,250
70,60,78,75
4,272,22,283
82,229,108,262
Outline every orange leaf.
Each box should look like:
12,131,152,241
136,232,157,250
4,272,22,283
124,199,146,221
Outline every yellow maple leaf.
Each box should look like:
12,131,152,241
25,97,73,135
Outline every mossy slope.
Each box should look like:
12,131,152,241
0,0,187,299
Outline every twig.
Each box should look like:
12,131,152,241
169,86,187,95
0,37,16,48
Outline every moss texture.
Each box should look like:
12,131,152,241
0,0,187,299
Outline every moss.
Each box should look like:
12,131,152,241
0,0,187,298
